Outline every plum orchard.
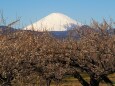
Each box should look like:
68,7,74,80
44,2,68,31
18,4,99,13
0,21,115,86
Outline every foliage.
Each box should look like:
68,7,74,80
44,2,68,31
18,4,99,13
0,20,115,86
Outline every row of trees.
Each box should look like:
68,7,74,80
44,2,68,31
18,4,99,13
0,20,115,86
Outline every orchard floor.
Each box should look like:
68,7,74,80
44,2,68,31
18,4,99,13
51,73,115,86
12,73,115,86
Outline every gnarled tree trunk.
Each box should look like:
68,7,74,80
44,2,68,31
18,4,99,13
74,72,89,86
89,76,100,86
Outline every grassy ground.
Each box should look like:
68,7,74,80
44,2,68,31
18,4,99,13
12,73,115,86
51,73,115,86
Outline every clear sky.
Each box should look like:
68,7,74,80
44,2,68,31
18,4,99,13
0,0,115,28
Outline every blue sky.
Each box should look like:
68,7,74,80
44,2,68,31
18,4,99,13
0,0,115,28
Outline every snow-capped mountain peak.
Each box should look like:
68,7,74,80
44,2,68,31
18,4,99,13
24,13,82,31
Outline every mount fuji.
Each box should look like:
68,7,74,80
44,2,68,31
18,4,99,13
24,13,82,31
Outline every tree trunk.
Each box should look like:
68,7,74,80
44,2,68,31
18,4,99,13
89,76,100,86
39,76,51,86
101,75,113,86
54,79,61,86
0,74,13,86
2,82,12,86
74,73,89,86
46,79,51,86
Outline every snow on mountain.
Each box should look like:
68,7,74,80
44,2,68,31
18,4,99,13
24,13,82,31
